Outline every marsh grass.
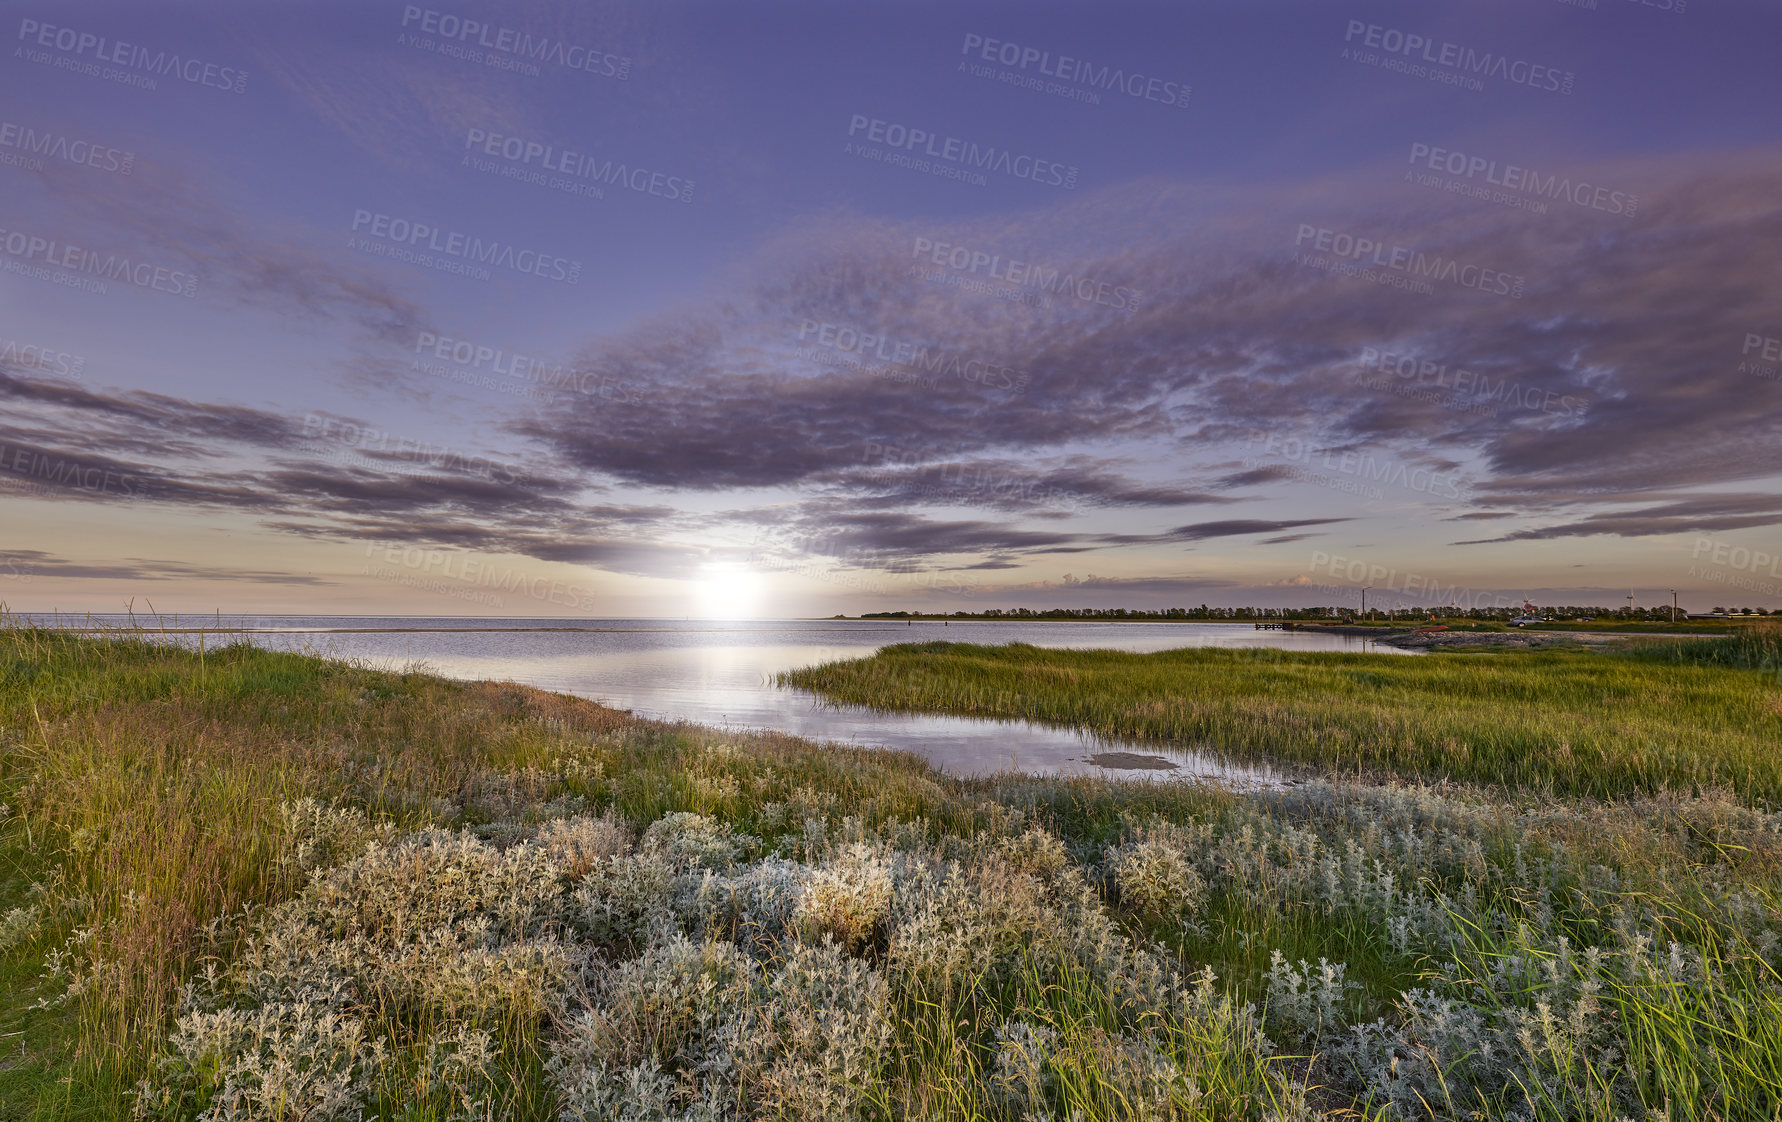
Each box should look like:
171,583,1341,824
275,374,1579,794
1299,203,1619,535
2,620,1781,1119
1625,623,1782,675
780,631,1782,801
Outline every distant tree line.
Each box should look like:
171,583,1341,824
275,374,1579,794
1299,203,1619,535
856,605,1772,621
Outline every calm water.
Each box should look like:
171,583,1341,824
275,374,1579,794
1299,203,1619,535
18,615,1416,785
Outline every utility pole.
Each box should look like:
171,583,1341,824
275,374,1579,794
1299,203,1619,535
1361,586,1371,620
1670,589,1678,624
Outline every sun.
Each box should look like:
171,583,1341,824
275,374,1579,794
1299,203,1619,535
692,562,766,619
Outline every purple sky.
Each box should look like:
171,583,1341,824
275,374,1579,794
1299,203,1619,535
2,0,1779,617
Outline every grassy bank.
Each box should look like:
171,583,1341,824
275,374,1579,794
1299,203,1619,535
4,625,1782,1120
780,632,1782,802
1523,619,1745,634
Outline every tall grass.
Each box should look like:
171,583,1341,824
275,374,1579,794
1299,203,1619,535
0,623,989,1117
1628,622,1782,674
4,622,1782,1119
781,632,1782,802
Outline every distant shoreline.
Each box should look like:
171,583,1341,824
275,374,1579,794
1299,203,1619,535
6,614,1743,637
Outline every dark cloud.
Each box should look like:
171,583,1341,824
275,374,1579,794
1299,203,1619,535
1218,466,1297,488
0,550,330,585
0,369,310,459
0,364,699,577
1103,518,1351,545
503,145,1782,546
814,454,1233,513
773,511,1088,563
1456,493,1782,544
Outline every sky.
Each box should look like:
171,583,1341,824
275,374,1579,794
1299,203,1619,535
1,0,1779,619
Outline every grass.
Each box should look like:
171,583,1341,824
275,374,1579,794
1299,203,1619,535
1522,619,1745,634
780,630,1782,802
2,621,1781,1120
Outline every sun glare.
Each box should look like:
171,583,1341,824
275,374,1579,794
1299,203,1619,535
692,563,765,619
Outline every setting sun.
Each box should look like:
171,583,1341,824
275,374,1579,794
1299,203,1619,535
692,562,765,619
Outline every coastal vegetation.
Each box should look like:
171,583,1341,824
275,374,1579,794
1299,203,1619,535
2,622,1780,1119
851,608,1763,627
781,630,1782,800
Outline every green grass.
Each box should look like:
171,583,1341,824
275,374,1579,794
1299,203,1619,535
780,634,1782,803
4,623,1782,1120
0,626,995,1119
1523,619,1743,634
